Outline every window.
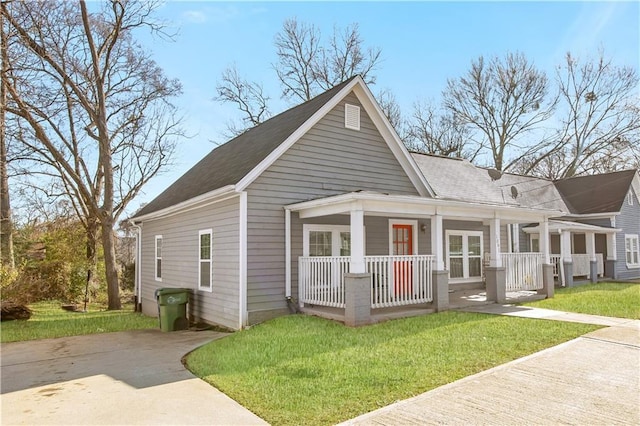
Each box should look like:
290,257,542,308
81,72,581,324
199,229,213,291
625,234,639,268
303,225,354,257
344,103,360,130
446,231,483,281
155,235,162,281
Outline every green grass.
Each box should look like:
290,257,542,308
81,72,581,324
186,312,598,426
523,282,640,319
0,301,157,343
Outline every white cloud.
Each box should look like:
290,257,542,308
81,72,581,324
182,10,207,24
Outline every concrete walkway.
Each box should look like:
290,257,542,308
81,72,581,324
0,329,267,425
341,307,640,425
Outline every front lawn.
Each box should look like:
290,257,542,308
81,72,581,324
523,282,640,319
0,301,157,343
186,312,597,426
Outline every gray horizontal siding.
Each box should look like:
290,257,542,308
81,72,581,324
616,188,640,279
140,196,240,329
246,91,421,320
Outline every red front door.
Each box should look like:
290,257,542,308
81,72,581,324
392,224,413,295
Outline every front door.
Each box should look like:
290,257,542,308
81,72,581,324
392,224,413,295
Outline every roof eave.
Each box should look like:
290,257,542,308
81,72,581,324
130,185,237,222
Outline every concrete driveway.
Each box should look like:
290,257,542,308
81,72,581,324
0,329,267,425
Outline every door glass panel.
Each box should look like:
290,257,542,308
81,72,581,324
468,236,481,256
468,257,481,277
449,235,463,255
449,258,463,278
309,231,332,256
340,232,351,256
531,238,540,252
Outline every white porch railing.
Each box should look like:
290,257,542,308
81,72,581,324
298,256,349,308
550,254,604,283
502,253,544,291
298,255,434,309
367,255,434,309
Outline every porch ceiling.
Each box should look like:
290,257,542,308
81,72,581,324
523,220,620,234
286,191,563,222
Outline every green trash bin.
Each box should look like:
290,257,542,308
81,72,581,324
155,288,189,331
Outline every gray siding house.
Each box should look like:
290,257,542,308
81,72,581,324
130,76,633,330
500,169,640,285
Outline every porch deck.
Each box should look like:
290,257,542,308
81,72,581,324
300,289,545,324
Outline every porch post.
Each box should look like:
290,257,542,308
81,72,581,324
430,214,448,311
489,218,502,267
285,209,292,298
430,214,445,270
586,232,597,283
606,233,618,279
350,207,365,273
560,230,573,287
539,219,554,298
512,223,520,253
539,220,550,264
486,217,506,304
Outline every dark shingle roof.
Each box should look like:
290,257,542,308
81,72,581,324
554,169,637,214
134,77,358,218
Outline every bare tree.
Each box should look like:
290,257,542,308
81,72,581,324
217,18,382,134
522,52,640,178
214,65,271,138
313,23,381,92
376,88,406,140
0,10,14,268
2,0,183,309
406,101,478,160
443,52,555,171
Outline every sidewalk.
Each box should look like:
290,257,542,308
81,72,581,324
341,306,640,425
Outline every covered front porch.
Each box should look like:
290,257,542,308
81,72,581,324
523,220,619,287
285,192,559,326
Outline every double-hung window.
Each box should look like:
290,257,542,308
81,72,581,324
155,235,162,281
625,234,639,268
446,230,483,281
199,229,213,291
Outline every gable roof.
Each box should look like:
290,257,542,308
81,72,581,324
133,76,432,220
135,77,359,218
410,153,516,206
496,173,569,213
554,169,638,214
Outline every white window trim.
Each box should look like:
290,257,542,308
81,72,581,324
445,230,484,282
199,229,213,292
154,235,162,282
388,219,418,256
625,234,639,268
303,224,360,257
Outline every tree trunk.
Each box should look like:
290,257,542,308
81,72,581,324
0,14,14,269
84,219,99,304
101,219,121,310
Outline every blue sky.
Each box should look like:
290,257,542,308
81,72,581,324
132,0,639,213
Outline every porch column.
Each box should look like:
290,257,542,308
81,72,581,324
586,232,597,283
489,218,502,267
512,224,520,253
350,207,365,273
538,219,554,297
486,217,506,304
430,214,448,311
560,230,573,287
539,220,550,264
430,214,445,270
606,233,618,279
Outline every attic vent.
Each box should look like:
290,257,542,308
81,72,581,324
345,103,360,130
